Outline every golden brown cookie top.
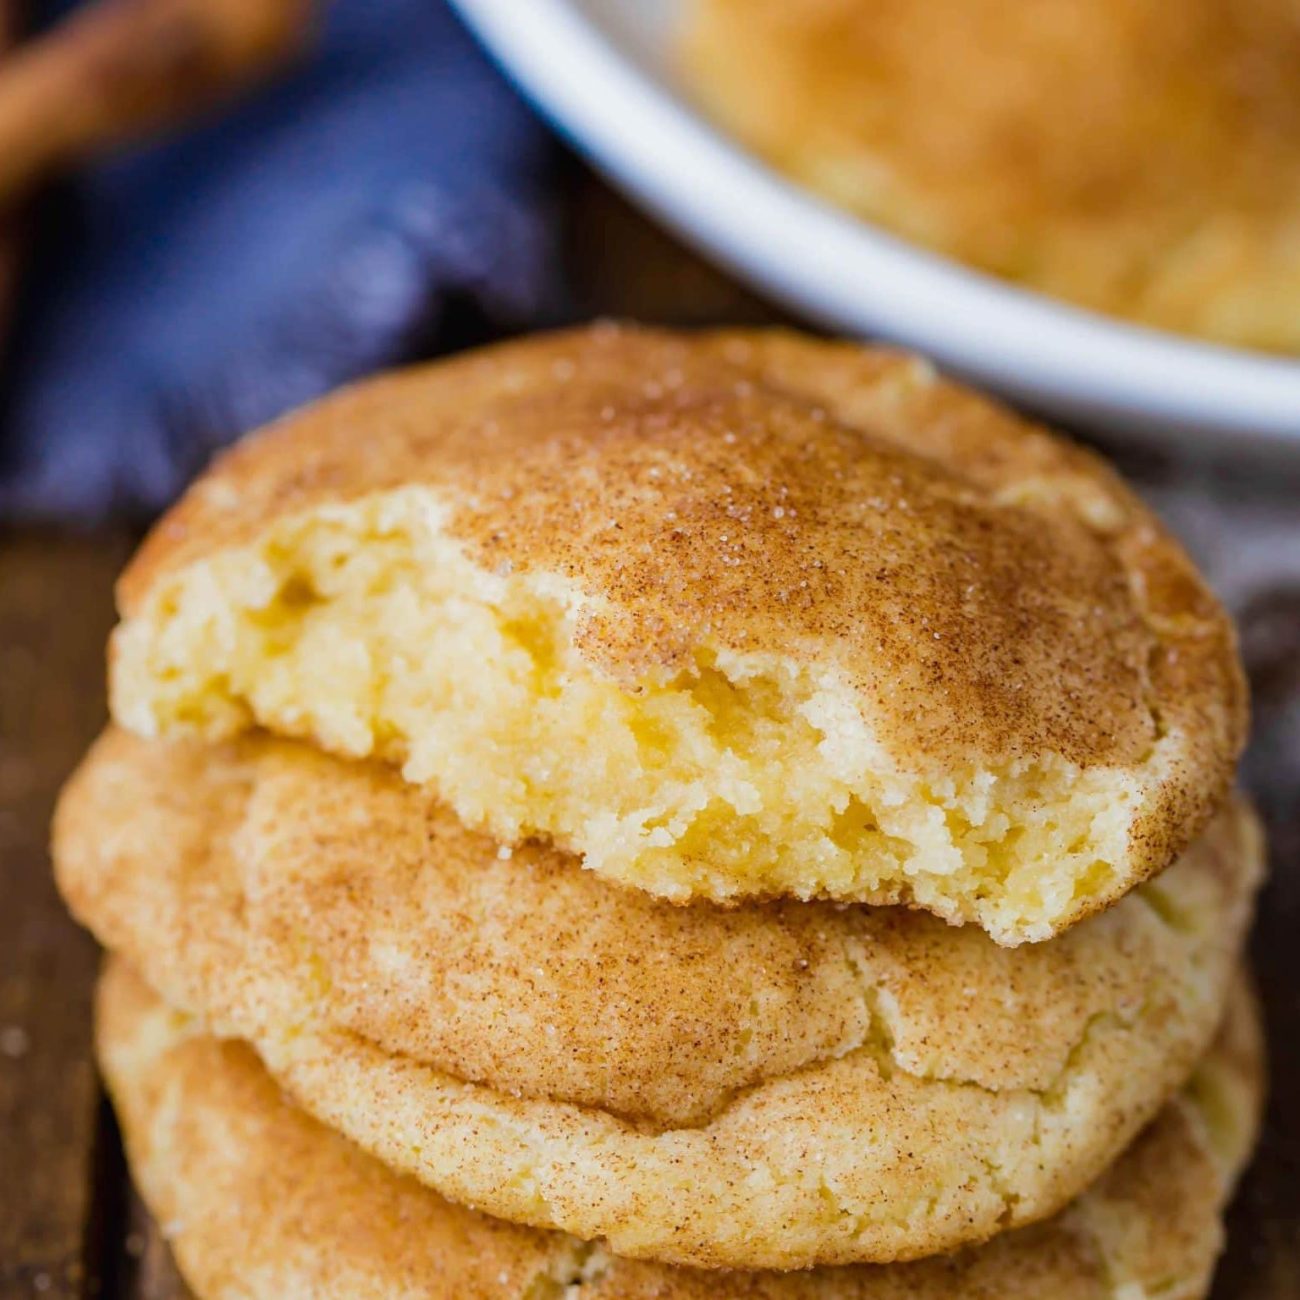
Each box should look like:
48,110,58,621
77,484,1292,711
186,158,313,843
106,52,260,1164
684,0,1300,351
97,959,1264,1299
118,325,1235,768
109,327,1245,937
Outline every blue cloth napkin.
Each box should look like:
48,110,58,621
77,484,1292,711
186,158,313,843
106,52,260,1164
0,0,560,520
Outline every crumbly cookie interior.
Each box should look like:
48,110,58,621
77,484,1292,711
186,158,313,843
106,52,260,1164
113,488,1159,944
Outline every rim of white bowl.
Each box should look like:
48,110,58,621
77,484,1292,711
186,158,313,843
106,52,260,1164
450,0,1300,451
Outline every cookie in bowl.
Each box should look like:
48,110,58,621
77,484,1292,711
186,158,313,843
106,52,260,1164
683,0,1300,353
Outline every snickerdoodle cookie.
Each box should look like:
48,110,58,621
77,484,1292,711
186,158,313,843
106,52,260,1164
58,728,1261,1269
97,959,1265,1299
107,326,1244,943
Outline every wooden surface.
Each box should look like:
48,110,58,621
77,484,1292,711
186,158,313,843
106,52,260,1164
0,534,132,1296
1,171,1298,1298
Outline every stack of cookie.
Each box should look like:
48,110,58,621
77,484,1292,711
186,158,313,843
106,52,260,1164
55,325,1264,1298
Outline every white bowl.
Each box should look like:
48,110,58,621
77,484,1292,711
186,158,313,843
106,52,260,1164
449,0,1300,451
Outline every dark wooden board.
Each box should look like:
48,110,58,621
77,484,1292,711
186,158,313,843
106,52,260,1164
1,175,1298,1299
0,533,133,1298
